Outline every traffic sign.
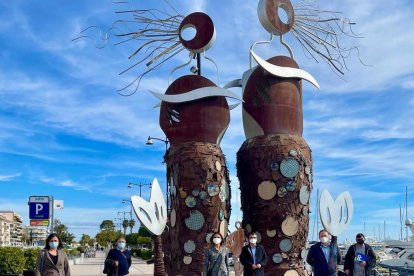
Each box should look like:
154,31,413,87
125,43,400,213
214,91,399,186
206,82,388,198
30,220,49,226
29,196,50,220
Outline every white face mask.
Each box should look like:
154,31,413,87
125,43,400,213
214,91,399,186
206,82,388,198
320,236,329,244
213,238,222,245
249,238,257,244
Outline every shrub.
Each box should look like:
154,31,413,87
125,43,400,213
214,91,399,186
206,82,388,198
140,249,153,260
23,248,41,271
0,247,25,275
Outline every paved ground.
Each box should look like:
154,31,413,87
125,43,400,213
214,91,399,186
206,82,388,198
70,251,154,276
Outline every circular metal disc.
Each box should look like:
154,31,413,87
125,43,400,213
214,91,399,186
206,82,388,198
258,180,277,200
215,160,222,171
281,216,299,236
219,209,225,220
235,221,242,229
278,187,288,198
183,255,192,265
184,240,196,254
245,224,252,233
280,158,300,178
289,149,298,157
199,191,207,199
207,183,220,196
185,210,205,230
285,180,296,192
308,173,313,183
302,206,308,216
206,232,213,243
299,186,310,205
192,188,200,197
272,253,283,264
171,185,176,197
220,181,230,199
301,249,307,259
279,239,293,252
170,209,176,228
270,162,279,171
266,229,277,238
185,195,197,208
256,231,262,243
305,166,311,175
284,270,299,276
219,220,228,238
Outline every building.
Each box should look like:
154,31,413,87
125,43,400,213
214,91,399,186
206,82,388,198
0,211,23,246
23,226,48,246
0,214,11,246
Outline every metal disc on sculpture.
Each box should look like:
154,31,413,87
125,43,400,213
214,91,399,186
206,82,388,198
258,180,277,200
278,187,288,198
256,231,262,243
301,249,307,259
289,149,298,157
206,232,213,243
185,210,205,230
215,160,222,171
270,162,279,171
220,181,230,199
284,270,299,276
192,188,200,197
219,220,228,238
199,191,207,199
281,217,299,236
184,240,196,254
179,187,187,198
279,239,293,252
245,224,252,233
171,209,176,227
207,183,220,196
302,206,308,216
299,186,310,205
171,185,176,197
280,158,300,178
285,180,296,192
305,166,311,175
219,190,226,202
185,195,197,208
266,229,277,238
183,255,192,265
308,173,313,183
272,253,283,264
219,209,225,220
299,172,304,180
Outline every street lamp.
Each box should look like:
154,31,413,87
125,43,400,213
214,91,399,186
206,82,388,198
146,135,170,211
114,218,122,232
128,182,151,197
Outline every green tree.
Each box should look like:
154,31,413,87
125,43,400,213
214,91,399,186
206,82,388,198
138,226,151,237
79,234,92,246
137,236,152,246
125,233,140,245
128,219,135,234
100,220,115,230
95,229,120,247
122,219,129,235
52,219,75,245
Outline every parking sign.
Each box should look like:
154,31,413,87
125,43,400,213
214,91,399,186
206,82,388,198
29,196,50,220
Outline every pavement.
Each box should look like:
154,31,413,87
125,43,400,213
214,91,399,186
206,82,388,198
70,251,154,276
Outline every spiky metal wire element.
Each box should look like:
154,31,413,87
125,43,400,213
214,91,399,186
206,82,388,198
73,1,185,96
291,0,365,76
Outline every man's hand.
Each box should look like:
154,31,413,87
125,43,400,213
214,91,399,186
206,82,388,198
251,264,257,269
360,261,367,267
113,260,119,266
344,269,350,275
256,264,261,269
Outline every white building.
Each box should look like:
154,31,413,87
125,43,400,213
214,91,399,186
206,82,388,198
0,214,11,246
23,226,48,246
0,211,23,246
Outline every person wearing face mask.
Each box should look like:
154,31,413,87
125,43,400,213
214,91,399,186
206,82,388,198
35,233,71,276
104,236,131,276
204,232,230,276
306,229,341,276
344,233,376,276
239,232,267,276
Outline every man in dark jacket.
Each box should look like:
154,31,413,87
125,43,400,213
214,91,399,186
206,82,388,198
240,232,268,276
306,229,341,276
344,233,376,276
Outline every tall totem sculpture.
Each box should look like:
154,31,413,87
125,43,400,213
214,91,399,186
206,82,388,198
231,1,360,275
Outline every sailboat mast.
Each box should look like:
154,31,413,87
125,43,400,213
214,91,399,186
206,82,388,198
406,185,408,241
400,204,403,240
316,189,319,233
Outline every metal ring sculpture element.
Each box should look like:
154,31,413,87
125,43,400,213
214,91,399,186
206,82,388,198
258,0,294,36
178,12,216,53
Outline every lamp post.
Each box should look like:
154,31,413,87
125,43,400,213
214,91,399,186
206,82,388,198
128,182,151,197
113,218,122,232
146,136,169,211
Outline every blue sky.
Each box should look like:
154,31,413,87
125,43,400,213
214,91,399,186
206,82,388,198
1,0,414,243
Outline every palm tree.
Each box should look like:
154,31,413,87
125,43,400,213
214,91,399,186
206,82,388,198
153,235,166,276
128,219,135,234
122,219,129,236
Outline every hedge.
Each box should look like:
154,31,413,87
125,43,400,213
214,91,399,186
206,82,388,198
0,247,26,275
23,248,41,271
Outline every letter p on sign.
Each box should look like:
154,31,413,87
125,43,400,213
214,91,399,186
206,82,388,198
36,204,43,214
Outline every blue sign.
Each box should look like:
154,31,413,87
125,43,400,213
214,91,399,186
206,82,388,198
29,202,50,220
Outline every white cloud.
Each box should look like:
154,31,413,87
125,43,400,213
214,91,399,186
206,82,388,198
0,173,22,182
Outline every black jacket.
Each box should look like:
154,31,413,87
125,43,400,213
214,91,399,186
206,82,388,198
344,243,376,276
239,244,267,276
306,242,341,276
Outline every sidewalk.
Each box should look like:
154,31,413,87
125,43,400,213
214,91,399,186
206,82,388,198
70,251,154,276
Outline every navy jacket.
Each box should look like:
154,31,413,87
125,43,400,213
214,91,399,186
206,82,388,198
306,242,341,276
106,249,131,276
239,244,267,276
